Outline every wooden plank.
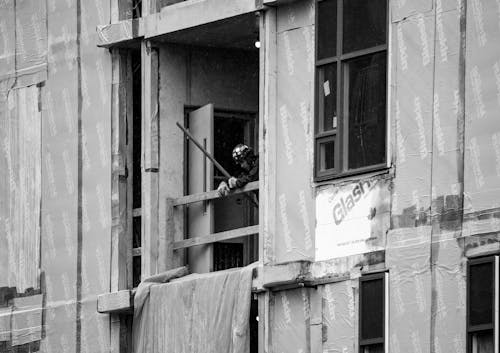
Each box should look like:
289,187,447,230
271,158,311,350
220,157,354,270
141,42,160,278
97,19,144,48
259,7,277,265
132,247,142,257
97,290,134,314
173,180,259,206
110,50,132,293
173,225,259,250
141,43,159,170
11,294,43,346
144,0,263,39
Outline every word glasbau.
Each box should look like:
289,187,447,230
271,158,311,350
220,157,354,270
332,180,377,225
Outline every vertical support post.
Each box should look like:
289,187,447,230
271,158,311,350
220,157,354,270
258,8,277,353
110,49,133,353
309,288,323,353
141,40,159,278
495,256,499,353
384,272,389,353
259,7,277,266
142,0,159,15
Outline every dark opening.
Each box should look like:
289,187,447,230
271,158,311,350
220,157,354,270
359,273,385,351
467,257,495,353
132,50,142,288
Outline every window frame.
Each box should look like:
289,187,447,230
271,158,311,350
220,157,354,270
466,255,499,353
314,0,389,181
358,272,388,352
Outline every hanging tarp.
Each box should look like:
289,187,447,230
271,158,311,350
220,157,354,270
133,265,253,353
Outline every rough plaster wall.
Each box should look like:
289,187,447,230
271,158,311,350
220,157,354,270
270,288,309,353
274,0,315,264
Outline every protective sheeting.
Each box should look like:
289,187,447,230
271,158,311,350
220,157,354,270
322,280,356,353
0,0,47,87
270,288,308,353
274,0,315,264
463,0,500,222
133,266,253,353
0,85,41,293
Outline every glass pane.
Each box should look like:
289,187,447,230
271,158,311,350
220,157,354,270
320,140,335,171
471,331,494,353
362,344,384,353
343,0,387,53
317,0,337,60
319,63,337,132
469,262,494,327
360,278,384,341
347,53,386,170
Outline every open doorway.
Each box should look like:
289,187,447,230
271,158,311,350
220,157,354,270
184,108,258,272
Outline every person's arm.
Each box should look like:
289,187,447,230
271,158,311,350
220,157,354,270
232,164,258,189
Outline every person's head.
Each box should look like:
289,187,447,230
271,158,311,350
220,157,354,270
232,144,254,171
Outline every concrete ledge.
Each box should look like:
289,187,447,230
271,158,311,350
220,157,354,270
96,18,144,47
145,0,264,39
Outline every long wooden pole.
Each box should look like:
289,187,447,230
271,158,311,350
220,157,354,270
176,122,231,178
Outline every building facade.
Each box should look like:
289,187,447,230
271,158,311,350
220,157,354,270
1,0,500,352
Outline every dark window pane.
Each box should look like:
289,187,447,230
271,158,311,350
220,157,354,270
319,140,335,171
362,344,384,353
318,63,337,132
347,53,386,170
360,278,384,341
343,0,387,53
469,262,494,327
470,330,494,353
317,0,337,60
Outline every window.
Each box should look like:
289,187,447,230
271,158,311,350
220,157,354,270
315,0,388,180
359,272,387,353
467,256,498,353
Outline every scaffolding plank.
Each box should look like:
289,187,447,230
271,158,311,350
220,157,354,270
173,225,259,250
173,181,258,206
97,290,134,314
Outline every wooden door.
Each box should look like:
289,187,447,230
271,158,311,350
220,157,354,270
187,103,214,273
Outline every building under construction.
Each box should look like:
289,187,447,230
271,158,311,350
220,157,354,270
1,0,500,352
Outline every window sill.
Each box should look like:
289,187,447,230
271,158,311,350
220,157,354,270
314,165,394,187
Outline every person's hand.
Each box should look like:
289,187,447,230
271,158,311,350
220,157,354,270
228,177,238,189
217,181,230,197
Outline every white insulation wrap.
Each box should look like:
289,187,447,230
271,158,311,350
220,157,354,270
132,266,253,353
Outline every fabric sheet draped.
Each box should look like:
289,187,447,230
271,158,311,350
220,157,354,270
133,266,254,353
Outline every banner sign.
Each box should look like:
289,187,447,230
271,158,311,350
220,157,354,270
315,178,390,261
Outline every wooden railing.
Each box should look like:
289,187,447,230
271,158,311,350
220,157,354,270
169,180,259,250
